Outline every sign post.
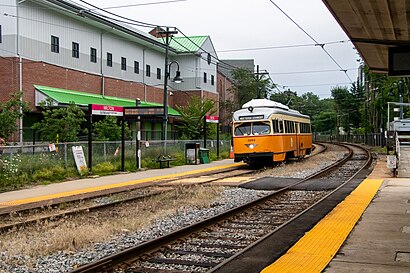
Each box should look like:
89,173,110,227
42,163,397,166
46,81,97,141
88,104,123,171
122,106,165,171
205,115,219,156
72,146,87,174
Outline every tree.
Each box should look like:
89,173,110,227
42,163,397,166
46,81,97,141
93,116,130,141
32,103,86,142
0,92,29,140
175,96,216,140
231,68,274,107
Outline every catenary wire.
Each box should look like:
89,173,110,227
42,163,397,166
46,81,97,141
267,0,353,83
218,40,349,53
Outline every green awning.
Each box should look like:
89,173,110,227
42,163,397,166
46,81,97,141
34,85,180,116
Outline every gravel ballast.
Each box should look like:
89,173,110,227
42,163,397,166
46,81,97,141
0,146,346,273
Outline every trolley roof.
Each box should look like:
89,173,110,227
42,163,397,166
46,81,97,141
233,99,310,121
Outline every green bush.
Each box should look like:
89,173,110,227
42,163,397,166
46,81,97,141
92,162,117,175
32,165,67,182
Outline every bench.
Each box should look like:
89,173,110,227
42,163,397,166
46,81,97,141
154,155,175,168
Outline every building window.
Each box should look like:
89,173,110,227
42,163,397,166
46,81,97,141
121,57,127,70
51,35,59,53
134,61,139,74
157,68,161,80
107,52,112,67
72,42,79,58
146,64,151,77
203,72,207,83
211,75,215,86
0,25,2,44
90,47,97,63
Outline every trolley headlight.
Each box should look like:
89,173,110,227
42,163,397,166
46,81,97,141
245,144,257,149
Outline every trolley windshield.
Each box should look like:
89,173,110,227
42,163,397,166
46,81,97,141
234,121,271,136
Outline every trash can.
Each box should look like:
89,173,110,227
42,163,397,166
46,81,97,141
199,148,210,164
185,143,200,164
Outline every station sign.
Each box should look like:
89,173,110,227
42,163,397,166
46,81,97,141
92,104,123,116
206,115,219,123
124,107,164,116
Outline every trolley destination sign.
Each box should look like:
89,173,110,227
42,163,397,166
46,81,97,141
239,115,264,120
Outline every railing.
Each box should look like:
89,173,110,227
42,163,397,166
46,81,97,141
314,133,385,147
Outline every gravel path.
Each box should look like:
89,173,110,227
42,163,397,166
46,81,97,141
0,146,346,273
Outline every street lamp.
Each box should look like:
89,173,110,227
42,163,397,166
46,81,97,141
168,61,183,83
160,27,183,154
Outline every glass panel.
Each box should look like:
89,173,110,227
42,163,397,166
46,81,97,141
252,122,270,135
234,124,251,136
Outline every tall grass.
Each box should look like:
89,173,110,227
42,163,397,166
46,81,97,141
0,141,230,192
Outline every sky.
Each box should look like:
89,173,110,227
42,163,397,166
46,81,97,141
72,0,361,99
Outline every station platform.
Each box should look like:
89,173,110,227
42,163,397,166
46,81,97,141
0,159,242,212
262,154,410,273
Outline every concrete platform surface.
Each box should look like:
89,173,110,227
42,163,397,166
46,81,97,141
324,177,410,272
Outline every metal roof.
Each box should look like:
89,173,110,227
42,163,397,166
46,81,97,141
322,0,410,73
34,85,180,116
168,36,209,53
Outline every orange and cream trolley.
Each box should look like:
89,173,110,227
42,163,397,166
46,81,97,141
232,99,312,164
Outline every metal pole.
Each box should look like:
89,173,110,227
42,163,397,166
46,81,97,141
121,114,125,172
163,28,170,155
136,99,141,170
88,104,92,172
204,117,207,148
216,122,220,158
399,81,404,119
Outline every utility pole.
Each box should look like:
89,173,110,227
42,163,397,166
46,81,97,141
157,27,178,154
254,65,269,99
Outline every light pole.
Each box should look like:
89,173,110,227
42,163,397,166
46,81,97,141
159,27,183,154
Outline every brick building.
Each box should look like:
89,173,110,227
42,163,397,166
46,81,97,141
0,0,220,142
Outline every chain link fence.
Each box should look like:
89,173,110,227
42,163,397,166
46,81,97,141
0,139,231,190
314,133,385,147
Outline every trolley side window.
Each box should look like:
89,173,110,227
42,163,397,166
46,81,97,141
284,120,295,133
272,119,283,133
252,121,271,135
278,120,284,133
300,123,311,133
234,123,251,136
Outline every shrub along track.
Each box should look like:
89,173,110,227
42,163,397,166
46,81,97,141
0,143,327,234
69,143,371,273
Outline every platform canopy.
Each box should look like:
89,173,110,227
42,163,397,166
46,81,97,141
34,85,180,116
323,0,410,74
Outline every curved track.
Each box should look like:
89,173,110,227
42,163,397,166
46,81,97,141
69,143,371,273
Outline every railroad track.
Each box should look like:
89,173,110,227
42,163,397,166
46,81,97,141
69,143,371,273
0,167,254,233
0,143,327,234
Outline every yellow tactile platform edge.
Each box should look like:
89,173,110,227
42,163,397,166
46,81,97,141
261,178,384,273
0,163,245,208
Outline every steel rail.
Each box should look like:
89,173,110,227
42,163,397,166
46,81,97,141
70,143,358,273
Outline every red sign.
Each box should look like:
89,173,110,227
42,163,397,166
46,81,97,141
92,104,123,116
206,115,219,123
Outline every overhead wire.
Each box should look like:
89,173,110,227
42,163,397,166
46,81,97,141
267,0,353,83
270,68,357,75
77,0,161,28
4,1,357,94
218,40,348,53
92,0,188,11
